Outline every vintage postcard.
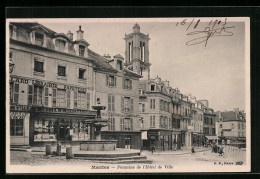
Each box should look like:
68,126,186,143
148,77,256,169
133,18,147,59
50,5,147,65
6,17,250,173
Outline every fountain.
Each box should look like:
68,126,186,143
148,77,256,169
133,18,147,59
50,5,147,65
80,98,117,151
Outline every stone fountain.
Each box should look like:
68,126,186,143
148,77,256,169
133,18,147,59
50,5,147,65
80,98,117,151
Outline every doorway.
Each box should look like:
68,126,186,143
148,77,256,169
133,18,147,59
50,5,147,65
125,136,131,149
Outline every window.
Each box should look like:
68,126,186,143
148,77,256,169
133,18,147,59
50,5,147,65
74,91,77,108
121,118,133,131
30,85,43,105
121,97,133,113
10,82,19,104
139,89,144,95
106,75,117,87
56,40,65,51
231,123,234,129
79,68,86,79
58,66,66,76
220,124,223,128
212,128,215,135
108,94,115,112
35,33,44,46
56,89,66,107
151,84,155,91
242,123,244,129
139,103,145,112
34,60,44,73
123,78,132,89
108,116,115,131
79,45,85,57
10,118,23,136
150,115,155,127
150,99,155,109
238,123,240,129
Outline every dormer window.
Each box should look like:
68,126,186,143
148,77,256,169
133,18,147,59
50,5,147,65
56,39,66,51
116,60,122,70
35,33,44,46
79,45,85,57
151,84,155,91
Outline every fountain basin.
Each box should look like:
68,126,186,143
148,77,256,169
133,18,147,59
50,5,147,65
80,140,117,151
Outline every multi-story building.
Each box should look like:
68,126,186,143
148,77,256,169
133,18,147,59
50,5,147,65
215,108,246,145
189,96,204,147
93,52,143,149
199,100,217,145
179,95,193,149
8,22,97,146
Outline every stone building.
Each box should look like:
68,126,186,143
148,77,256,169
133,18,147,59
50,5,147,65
215,108,246,145
94,52,143,149
199,100,217,145
189,96,204,147
8,22,96,146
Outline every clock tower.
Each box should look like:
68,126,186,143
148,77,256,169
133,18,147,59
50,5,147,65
124,23,151,80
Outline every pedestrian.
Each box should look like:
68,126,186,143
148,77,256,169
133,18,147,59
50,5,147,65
151,146,155,154
191,147,195,154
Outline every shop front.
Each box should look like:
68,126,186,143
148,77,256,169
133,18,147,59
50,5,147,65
147,129,173,151
29,106,96,146
101,131,142,150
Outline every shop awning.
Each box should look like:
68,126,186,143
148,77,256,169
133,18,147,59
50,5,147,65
205,136,219,140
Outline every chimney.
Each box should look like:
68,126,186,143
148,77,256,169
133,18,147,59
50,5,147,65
67,31,73,41
76,25,84,40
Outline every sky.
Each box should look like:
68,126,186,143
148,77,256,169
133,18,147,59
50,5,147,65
25,18,247,111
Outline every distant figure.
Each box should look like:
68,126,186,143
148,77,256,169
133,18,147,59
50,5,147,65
191,147,195,154
151,146,155,154
219,147,224,156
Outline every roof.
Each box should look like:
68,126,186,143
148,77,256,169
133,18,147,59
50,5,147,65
88,49,117,73
54,33,72,43
123,69,142,78
114,54,124,59
73,39,90,46
10,22,56,35
221,111,237,121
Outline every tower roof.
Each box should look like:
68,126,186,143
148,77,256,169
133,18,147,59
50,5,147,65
133,23,140,29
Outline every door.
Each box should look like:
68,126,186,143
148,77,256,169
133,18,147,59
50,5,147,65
125,136,131,149
58,125,70,140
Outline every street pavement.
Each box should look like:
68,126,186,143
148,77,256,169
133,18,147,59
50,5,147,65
9,146,246,167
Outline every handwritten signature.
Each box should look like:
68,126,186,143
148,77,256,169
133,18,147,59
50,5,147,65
186,25,235,47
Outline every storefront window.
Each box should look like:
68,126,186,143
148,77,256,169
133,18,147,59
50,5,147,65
34,118,56,141
10,118,24,136
71,119,89,141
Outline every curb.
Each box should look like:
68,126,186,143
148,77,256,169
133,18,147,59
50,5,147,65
152,149,211,155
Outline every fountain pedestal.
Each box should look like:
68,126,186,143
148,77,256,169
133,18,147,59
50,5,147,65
80,104,117,151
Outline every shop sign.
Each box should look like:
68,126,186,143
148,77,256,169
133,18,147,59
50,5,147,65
10,77,87,92
101,112,139,118
10,112,26,119
10,104,31,111
141,131,148,140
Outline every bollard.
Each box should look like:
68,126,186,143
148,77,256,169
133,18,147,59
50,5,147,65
56,143,62,156
66,147,73,159
46,144,51,155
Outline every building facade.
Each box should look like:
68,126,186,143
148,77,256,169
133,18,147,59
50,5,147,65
9,23,97,146
215,109,246,145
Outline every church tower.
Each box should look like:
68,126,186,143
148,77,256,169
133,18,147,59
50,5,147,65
124,23,151,79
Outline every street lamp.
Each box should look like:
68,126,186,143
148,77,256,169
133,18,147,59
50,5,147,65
9,59,15,73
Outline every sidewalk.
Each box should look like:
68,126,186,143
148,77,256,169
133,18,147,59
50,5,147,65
141,147,211,156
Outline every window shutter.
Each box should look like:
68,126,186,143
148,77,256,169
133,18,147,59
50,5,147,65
114,77,117,86
150,99,152,109
153,116,155,127
14,83,19,103
112,95,115,112
45,87,49,106
108,117,111,130
108,95,111,111
120,118,124,131
87,93,90,110
130,118,133,131
153,99,155,109
121,96,124,113
122,78,125,89
52,88,57,107
106,75,109,86
66,90,70,108
130,98,134,112
129,80,132,89
150,116,152,127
